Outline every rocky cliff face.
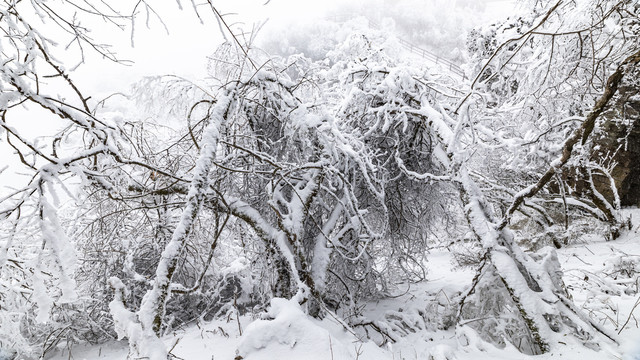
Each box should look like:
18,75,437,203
595,77,640,207
560,70,640,210
616,122,640,207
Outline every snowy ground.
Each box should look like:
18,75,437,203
50,210,640,360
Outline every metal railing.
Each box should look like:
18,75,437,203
328,14,467,80
396,38,466,79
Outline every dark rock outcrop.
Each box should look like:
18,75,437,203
595,77,640,207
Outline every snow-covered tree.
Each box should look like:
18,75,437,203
451,0,639,353
2,0,639,358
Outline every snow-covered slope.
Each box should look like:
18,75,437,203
50,209,640,360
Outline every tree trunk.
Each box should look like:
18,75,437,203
134,95,232,360
456,168,617,354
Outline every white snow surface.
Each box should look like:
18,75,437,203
237,297,389,360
